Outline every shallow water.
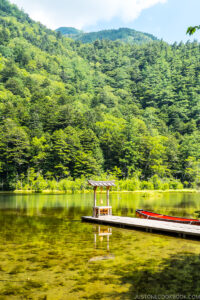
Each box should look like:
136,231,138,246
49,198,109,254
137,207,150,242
1,192,200,299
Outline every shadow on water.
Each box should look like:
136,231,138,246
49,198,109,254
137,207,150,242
88,253,200,299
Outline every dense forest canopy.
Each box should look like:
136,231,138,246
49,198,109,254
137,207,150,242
0,0,200,190
56,27,158,44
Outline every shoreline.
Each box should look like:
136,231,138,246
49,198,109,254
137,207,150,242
0,189,199,195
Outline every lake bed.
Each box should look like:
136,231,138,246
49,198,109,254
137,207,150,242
0,192,200,299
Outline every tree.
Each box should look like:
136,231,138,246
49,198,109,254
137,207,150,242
0,119,30,187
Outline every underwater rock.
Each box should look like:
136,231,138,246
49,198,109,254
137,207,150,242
89,255,115,262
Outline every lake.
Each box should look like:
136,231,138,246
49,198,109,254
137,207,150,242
1,191,200,299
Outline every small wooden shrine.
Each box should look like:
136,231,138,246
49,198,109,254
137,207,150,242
88,180,115,218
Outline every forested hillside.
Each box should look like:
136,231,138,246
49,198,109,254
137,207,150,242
56,27,83,36
0,0,200,190
56,27,158,44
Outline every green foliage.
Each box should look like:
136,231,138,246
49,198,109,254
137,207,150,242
141,181,154,190
56,27,83,36
187,26,200,35
57,27,158,45
169,181,183,190
0,0,199,190
32,174,48,192
14,175,186,192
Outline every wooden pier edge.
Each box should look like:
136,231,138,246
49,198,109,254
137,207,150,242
82,216,200,240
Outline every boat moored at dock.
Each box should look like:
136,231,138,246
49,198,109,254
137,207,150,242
136,209,200,225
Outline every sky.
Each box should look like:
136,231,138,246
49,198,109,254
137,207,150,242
10,0,200,44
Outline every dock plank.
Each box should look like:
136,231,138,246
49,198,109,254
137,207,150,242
82,215,200,239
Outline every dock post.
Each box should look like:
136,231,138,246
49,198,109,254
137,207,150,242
106,186,110,206
93,186,97,217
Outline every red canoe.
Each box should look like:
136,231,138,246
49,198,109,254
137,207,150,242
136,209,200,225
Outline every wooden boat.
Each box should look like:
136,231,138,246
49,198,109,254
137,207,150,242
136,209,200,225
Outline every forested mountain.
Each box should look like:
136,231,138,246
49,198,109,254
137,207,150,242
0,0,200,190
56,27,83,37
56,27,158,44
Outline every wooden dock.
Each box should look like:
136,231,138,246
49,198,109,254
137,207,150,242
82,215,200,239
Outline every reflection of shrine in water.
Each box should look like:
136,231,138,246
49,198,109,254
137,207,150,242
94,225,112,250
89,225,115,262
